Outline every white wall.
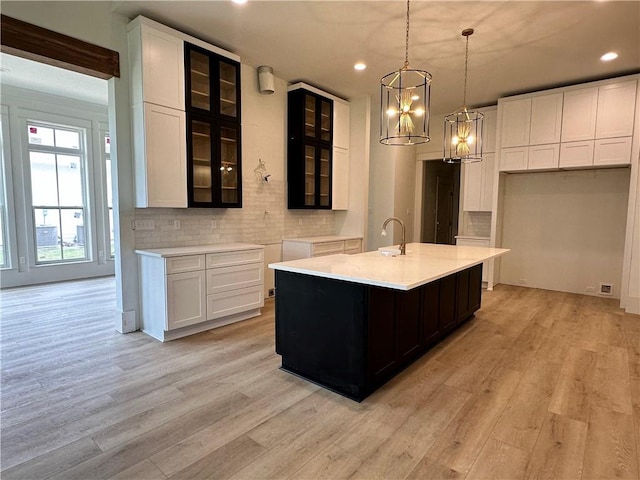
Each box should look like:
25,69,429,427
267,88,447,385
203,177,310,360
499,168,630,299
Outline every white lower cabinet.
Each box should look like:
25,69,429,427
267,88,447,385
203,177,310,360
137,244,264,341
282,236,363,261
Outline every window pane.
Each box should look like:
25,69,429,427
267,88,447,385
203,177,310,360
35,208,61,262
0,210,5,267
28,125,54,146
105,158,113,207
57,155,83,206
60,209,86,260
55,128,80,150
108,209,115,258
30,152,58,206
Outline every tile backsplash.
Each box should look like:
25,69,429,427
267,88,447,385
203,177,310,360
461,211,492,238
134,177,336,249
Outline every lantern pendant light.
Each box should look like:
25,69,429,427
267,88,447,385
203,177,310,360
380,0,432,146
444,28,484,163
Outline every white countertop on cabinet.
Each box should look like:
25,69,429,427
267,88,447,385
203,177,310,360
135,243,263,258
269,243,509,291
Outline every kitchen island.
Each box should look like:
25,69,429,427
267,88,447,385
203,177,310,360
269,243,509,401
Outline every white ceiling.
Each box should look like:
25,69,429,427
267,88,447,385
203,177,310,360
1,1,638,116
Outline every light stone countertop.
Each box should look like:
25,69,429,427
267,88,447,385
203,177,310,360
282,235,363,243
135,243,264,258
269,242,509,291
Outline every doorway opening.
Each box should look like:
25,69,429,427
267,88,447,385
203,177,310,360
421,160,460,244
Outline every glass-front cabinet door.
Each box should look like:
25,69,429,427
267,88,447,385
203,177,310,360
288,87,333,209
185,43,242,208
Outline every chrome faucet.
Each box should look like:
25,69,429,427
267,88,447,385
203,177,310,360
381,217,406,255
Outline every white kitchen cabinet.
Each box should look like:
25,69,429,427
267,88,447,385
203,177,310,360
166,269,207,330
595,80,637,139
333,100,350,150
561,87,598,142
282,236,363,261
528,144,560,170
463,153,495,211
332,147,349,210
529,93,563,145
499,147,529,171
128,16,185,110
594,137,632,167
137,244,264,341
133,103,187,208
500,98,531,148
559,141,594,168
480,107,498,153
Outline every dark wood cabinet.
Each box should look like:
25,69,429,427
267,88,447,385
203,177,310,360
275,264,483,401
456,264,483,324
185,43,242,208
421,281,440,346
288,88,333,209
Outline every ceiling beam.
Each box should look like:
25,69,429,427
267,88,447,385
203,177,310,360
0,14,119,80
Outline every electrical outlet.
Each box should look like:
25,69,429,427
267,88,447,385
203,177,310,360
519,278,527,285
210,220,217,229
19,256,26,264
599,283,613,296
586,286,595,293
99,250,104,258
268,288,275,298
174,219,181,230
298,218,303,225
134,219,155,231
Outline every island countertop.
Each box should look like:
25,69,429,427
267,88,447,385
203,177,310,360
269,242,509,290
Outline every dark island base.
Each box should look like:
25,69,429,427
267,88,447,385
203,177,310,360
275,263,482,401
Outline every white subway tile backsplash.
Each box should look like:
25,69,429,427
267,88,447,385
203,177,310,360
461,211,492,238
134,177,336,249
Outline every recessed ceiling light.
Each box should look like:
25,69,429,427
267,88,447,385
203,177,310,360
354,63,366,71
232,0,247,4
600,52,618,62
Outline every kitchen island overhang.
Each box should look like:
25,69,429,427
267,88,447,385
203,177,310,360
269,243,510,401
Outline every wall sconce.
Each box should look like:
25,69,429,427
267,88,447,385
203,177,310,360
254,159,271,182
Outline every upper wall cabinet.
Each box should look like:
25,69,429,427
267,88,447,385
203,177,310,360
499,75,638,172
128,16,242,208
185,43,242,208
128,19,185,110
595,80,637,139
287,83,350,210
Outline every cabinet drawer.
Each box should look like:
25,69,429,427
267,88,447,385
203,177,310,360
206,263,263,295
560,141,594,168
166,254,206,274
206,248,264,268
593,137,632,166
344,239,362,252
312,241,345,257
207,285,264,320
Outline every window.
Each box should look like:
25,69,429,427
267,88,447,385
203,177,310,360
28,123,89,264
104,132,115,258
0,116,9,269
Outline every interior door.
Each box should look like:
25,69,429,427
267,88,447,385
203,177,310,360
422,160,460,244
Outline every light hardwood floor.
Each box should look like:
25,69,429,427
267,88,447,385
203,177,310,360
1,276,639,480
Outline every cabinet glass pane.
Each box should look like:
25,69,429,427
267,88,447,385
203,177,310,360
320,100,331,142
220,126,238,204
219,62,237,118
305,145,315,206
305,94,316,138
192,120,212,203
319,147,330,206
190,51,210,111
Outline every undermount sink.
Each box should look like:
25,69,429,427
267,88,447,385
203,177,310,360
378,247,402,257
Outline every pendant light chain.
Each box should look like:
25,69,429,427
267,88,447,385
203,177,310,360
404,0,410,69
463,33,469,107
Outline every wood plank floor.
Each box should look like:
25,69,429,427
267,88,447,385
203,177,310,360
1,276,639,479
